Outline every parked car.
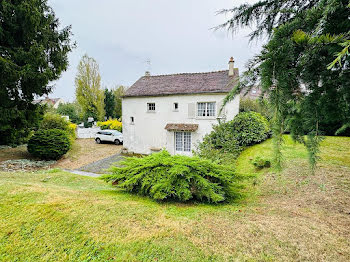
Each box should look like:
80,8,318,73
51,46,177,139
95,130,123,145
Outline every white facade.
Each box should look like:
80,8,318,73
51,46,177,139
122,93,239,155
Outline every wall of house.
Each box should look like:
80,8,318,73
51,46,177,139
122,93,239,155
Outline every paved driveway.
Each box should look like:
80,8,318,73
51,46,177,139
77,153,124,174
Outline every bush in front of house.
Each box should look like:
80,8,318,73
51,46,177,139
195,112,270,163
97,119,122,132
230,112,271,147
102,151,240,203
27,129,71,160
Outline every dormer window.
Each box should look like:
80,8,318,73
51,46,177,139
147,103,155,112
197,102,216,117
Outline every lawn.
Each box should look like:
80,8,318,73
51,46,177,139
0,136,349,261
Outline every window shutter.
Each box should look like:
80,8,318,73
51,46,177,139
188,103,195,119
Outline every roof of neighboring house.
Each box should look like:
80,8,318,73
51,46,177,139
33,97,63,105
124,69,239,97
165,123,199,132
240,86,265,99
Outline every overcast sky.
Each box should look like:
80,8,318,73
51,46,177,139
48,0,262,102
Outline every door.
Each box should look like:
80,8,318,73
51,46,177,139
174,132,192,156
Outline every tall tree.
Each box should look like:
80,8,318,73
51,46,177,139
0,0,73,145
104,88,116,119
114,86,125,119
75,55,105,121
220,0,350,170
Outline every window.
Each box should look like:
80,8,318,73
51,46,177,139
197,102,216,117
174,103,179,111
175,132,191,152
130,117,134,124
147,103,155,112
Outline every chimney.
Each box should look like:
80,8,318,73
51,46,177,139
228,57,235,76
145,71,151,77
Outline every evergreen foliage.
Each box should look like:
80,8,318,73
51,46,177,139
103,151,240,203
104,89,116,119
0,0,73,145
28,129,71,160
40,113,76,143
219,0,350,170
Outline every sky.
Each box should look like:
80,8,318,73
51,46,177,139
48,0,262,102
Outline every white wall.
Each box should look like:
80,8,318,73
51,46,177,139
122,93,239,155
77,127,101,139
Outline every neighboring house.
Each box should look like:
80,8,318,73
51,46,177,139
240,86,264,100
122,57,240,156
33,97,64,109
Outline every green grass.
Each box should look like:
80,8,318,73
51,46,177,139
0,136,350,261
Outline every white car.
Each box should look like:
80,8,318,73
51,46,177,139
95,130,123,145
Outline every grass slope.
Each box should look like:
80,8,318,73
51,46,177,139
0,136,349,261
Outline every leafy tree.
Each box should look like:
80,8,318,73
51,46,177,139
0,0,73,145
57,102,82,124
75,54,105,122
220,0,350,170
104,88,116,119
114,85,125,119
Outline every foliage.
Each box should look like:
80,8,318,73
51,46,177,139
27,129,71,160
195,112,270,163
97,119,122,132
0,0,73,145
104,89,116,119
114,86,126,119
103,151,241,203
75,54,105,122
240,98,272,120
40,113,76,143
251,156,271,170
219,0,350,170
230,112,271,147
56,102,82,124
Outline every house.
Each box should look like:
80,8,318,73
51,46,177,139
240,86,264,100
33,97,64,109
122,57,240,156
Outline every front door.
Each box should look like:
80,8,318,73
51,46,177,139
175,132,192,156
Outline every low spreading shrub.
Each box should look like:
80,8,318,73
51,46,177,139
252,156,271,170
27,129,71,160
97,119,122,132
103,151,241,203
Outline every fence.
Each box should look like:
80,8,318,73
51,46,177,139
77,127,101,139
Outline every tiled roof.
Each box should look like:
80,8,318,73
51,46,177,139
164,123,199,132
124,69,239,97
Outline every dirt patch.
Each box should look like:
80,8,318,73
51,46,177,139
0,145,33,162
54,139,122,170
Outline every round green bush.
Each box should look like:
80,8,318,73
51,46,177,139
27,129,71,160
230,111,270,146
103,151,242,203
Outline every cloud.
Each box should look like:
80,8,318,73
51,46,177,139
48,0,262,102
